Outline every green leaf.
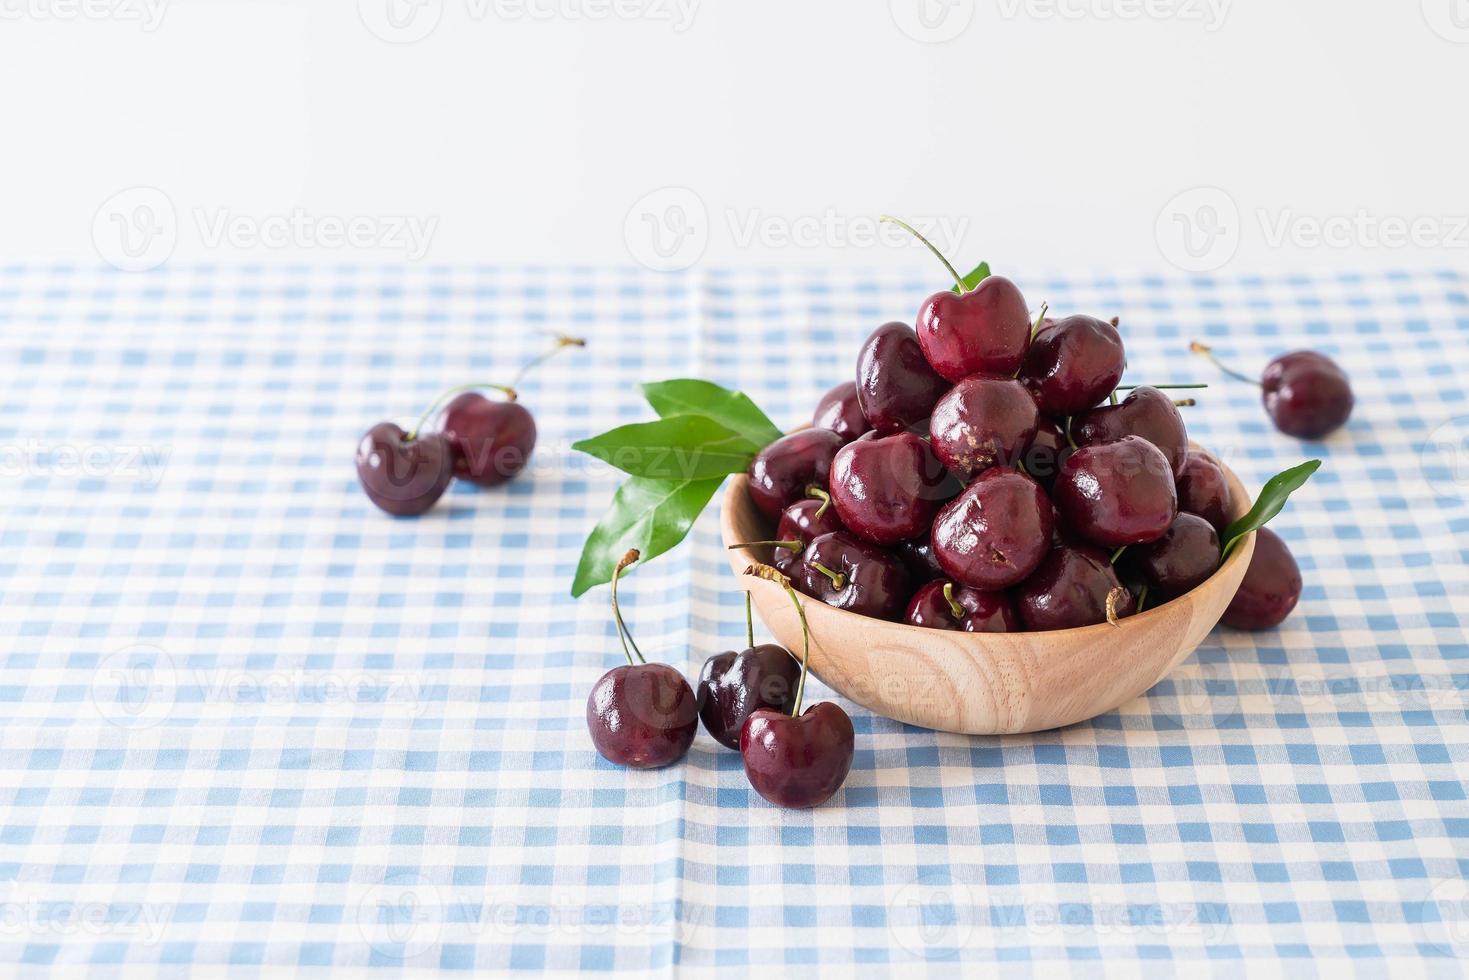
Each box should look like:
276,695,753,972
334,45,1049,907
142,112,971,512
951,262,990,294
1220,459,1322,561
571,476,724,597
641,379,784,448
571,416,759,480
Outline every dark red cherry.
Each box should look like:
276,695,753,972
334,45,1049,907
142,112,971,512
355,422,455,517
1262,351,1354,440
769,492,845,574
1073,386,1188,478
587,663,697,768
931,467,1053,590
587,549,697,768
812,381,872,444
697,643,800,750
928,376,1040,479
794,531,910,621
438,392,537,486
741,703,854,809
829,430,954,546
1020,417,1073,489
1018,315,1126,416
904,580,1019,633
915,275,1032,382
1193,342,1353,440
1015,545,1137,631
1177,451,1234,532
895,532,945,583
1053,435,1177,547
746,428,843,522
1125,512,1220,599
854,321,951,433
1221,527,1302,629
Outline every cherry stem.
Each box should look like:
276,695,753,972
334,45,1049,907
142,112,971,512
1105,586,1126,628
744,590,753,649
1031,302,1049,339
941,582,964,620
782,583,812,717
610,549,646,667
1136,584,1150,614
807,485,833,520
407,382,517,441
1063,417,1079,450
742,564,810,717
1110,546,1126,565
1190,341,1260,387
808,561,846,591
513,333,586,386
727,539,803,553
1173,398,1197,408
1114,383,1208,391
1108,390,1119,406
880,215,965,292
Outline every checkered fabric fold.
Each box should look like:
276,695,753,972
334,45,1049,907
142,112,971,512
0,265,1465,976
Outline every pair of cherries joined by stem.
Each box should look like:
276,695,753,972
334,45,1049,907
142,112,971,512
587,551,853,807
1192,342,1353,440
355,335,584,516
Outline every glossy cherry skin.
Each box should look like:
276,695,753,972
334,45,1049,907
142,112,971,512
904,580,1020,633
931,467,1053,590
1020,417,1073,489
1018,315,1126,416
1016,545,1137,631
1177,452,1234,532
915,276,1032,382
771,497,845,575
812,381,872,444
586,663,698,769
794,532,910,621
895,533,945,583
1221,527,1302,629
1073,386,1188,479
697,644,800,750
1126,512,1220,599
929,376,1040,480
355,422,455,517
1053,435,1178,547
740,703,855,809
854,321,951,433
438,393,536,487
746,428,843,522
1262,350,1353,439
829,430,953,546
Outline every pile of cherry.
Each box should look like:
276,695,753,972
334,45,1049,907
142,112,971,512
742,261,1350,635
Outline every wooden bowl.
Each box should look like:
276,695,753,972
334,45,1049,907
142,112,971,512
721,446,1255,735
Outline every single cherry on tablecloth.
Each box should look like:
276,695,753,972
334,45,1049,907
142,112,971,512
739,565,855,809
1221,527,1303,629
586,550,698,769
355,421,456,517
1192,341,1353,440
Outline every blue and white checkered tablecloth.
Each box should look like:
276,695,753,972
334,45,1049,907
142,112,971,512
0,264,1466,977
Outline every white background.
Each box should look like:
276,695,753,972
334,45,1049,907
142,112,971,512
2,0,1467,275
